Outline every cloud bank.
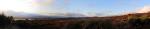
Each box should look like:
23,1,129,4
136,6,150,13
0,0,103,17
0,0,67,16
3,0,150,17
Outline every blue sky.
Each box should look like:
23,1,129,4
50,0,150,16
1,0,150,17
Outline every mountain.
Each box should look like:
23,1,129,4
4,11,87,19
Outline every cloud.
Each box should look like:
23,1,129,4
34,0,69,15
136,6,150,13
119,5,150,15
0,0,112,17
120,6,150,15
0,0,67,16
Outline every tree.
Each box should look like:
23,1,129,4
0,13,14,27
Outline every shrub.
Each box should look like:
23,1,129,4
0,13,13,26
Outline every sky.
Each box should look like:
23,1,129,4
0,0,150,17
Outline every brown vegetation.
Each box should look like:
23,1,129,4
2,13,150,29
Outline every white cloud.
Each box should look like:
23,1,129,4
0,0,112,17
0,0,63,15
136,6,150,13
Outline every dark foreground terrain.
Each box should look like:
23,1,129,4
2,13,150,29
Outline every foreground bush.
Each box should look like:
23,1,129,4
0,13,13,27
15,19,113,29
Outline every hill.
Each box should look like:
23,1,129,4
14,12,150,29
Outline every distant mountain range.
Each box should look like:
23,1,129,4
5,10,150,19
4,11,87,19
